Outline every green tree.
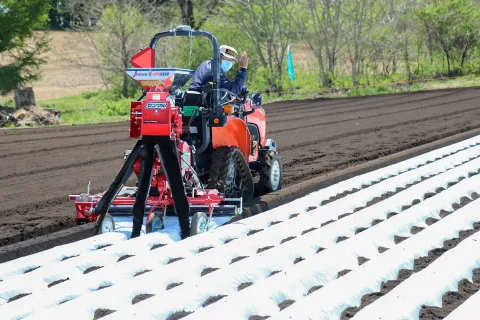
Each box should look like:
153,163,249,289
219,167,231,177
222,0,299,93
170,18,263,87
418,0,480,74
95,2,153,98
0,0,51,96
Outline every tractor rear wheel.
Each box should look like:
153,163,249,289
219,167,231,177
256,151,283,195
207,146,254,202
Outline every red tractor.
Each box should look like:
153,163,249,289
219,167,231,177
69,26,282,239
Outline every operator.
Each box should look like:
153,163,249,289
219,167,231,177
188,45,248,95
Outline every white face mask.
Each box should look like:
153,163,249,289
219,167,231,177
221,60,233,72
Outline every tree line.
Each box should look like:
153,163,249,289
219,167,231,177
1,0,479,98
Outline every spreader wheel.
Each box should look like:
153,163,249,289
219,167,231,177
190,212,208,236
257,151,283,194
207,146,254,202
98,213,115,234
145,212,165,234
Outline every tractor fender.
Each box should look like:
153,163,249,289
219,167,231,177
212,117,251,159
245,106,267,147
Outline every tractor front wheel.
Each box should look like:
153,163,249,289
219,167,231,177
257,151,283,195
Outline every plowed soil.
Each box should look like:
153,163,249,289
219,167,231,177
1,87,480,247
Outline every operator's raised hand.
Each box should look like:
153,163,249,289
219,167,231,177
239,52,248,69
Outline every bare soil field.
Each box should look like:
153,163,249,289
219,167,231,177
1,87,480,248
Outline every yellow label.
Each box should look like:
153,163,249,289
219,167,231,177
140,80,161,86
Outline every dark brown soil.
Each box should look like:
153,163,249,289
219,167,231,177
280,236,296,244
238,282,253,290
426,217,440,225
61,254,79,261
257,245,274,253
166,282,183,290
133,269,151,277
2,88,480,250
24,266,40,273
321,220,335,226
198,246,214,253
8,293,31,303
419,277,480,319
294,257,305,264
269,221,282,226
378,246,389,253
231,256,249,264
278,299,295,310
96,244,111,250
321,188,360,206
203,295,227,307
201,267,219,276
117,254,134,262
48,278,69,288
167,257,184,264
410,226,424,234
355,227,368,234
248,229,263,236
307,285,323,295
337,269,352,278
97,284,112,291
132,294,154,304
150,243,166,250
84,266,102,274
166,311,193,320
387,212,399,219
357,257,369,265
340,220,480,319
269,270,282,277
93,309,115,319
394,235,409,244
302,227,317,235
248,316,270,320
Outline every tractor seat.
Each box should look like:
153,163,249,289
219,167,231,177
183,91,202,107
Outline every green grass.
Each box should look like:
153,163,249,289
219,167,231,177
38,91,132,125
1,90,134,127
1,74,479,127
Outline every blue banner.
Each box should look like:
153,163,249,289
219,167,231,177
287,45,295,80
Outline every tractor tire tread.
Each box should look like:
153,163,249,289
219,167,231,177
207,146,254,201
